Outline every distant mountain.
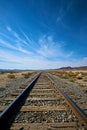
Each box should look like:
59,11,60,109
73,66,87,70
59,66,87,70
0,69,31,72
59,66,72,70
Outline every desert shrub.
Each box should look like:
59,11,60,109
57,71,69,79
81,72,87,76
83,76,87,81
61,74,68,79
0,72,5,74
76,73,83,79
51,71,58,75
83,90,87,94
9,71,14,74
22,72,31,78
7,74,15,79
68,77,75,82
67,71,76,77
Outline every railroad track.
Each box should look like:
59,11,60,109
48,73,87,114
0,72,87,130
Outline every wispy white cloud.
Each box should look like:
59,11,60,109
0,25,37,55
0,48,87,69
38,35,59,57
0,49,46,69
6,26,29,46
56,8,64,23
0,32,12,40
20,30,32,45
19,28,39,51
56,1,73,29
37,35,73,59
13,32,20,40
7,26,12,32
0,38,33,55
0,25,83,70
57,1,73,22
0,39,17,50
6,26,38,53
17,45,33,55
72,57,87,67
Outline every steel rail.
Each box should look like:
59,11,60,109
47,74,87,128
0,72,41,130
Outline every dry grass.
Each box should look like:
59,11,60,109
68,77,75,82
83,76,87,81
48,69,87,96
76,73,83,79
49,70,87,82
83,90,87,94
22,72,32,78
7,74,15,79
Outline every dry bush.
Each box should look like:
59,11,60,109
9,72,14,74
51,71,58,75
67,71,76,77
61,74,68,79
49,71,59,76
57,71,68,79
68,77,75,82
83,76,87,81
51,71,75,81
7,74,15,79
32,71,37,75
80,84,86,87
22,72,31,78
81,72,87,76
83,90,87,94
76,73,83,79
0,72,5,74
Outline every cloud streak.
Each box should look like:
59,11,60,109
0,39,17,50
0,26,36,55
6,26,38,52
37,35,73,59
7,26,29,46
0,38,33,55
0,48,87,69
0,31,74,69
0,25,85,70
56,1,73,30
6,26,72,60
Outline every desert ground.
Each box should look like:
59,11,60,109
0,69,87,114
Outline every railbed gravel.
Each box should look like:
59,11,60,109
0,78,25,98
14,110,77,123
48,74,87,105
0,73,38,103
25,99,65,106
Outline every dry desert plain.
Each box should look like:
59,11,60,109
0,69,87,114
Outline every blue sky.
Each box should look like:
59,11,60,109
0,0,87,69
